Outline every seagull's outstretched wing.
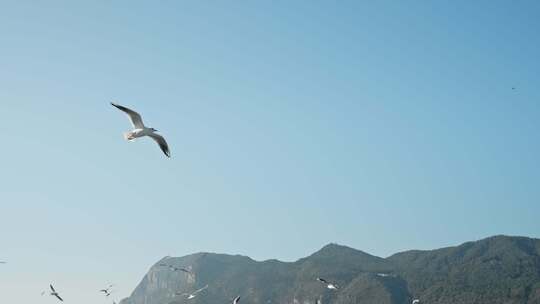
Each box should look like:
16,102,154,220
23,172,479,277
111,103,145,129
193,285,208,294
148,133,171,158
175,292,190,296
50,285,56,293
233,296,241,304
55,294,64,302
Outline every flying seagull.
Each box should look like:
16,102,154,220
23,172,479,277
49,284,64,302
233,296,241,304
100,284,114,297
111,103,170,157
161,264,193,275
317,278,339,290
176,284,208,299
173,266,193,274
412,300,420,304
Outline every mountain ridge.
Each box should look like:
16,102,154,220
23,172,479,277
121,235,540,304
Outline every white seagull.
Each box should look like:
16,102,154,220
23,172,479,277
233,296,241,304
111,103,170,158
317,278,339,290
176,284,209,299
412,300,420,304
49,284,64,302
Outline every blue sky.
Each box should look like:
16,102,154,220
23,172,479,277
1,1,539,303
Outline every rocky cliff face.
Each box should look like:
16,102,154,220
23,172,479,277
120,236,540,304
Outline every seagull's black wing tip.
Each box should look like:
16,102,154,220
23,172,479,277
161,146,171,158
317,277,328,283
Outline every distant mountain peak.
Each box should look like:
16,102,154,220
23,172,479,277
310,242,376,259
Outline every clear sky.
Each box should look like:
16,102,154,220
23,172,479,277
1,1,539,303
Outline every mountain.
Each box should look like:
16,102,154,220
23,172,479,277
120,236,540,304
387,235,540,303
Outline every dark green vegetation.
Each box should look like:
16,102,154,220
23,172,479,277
120,236,540,304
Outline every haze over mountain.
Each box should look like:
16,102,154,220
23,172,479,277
120,235,540,304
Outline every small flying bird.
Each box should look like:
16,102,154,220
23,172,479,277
175,266,193,274
176,284,208,299
111,103,170,158
100,284,115,297
412,300,420,304
49,284,64,302
233,296,241,304
100,284,114,292
170,265,193,275
317,278,339,290
100,289,112,296
159,263,194,278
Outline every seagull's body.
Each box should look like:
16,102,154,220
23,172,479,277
49,284,64,302
111,103,170,157
317,278,339,290
100,290,112,297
